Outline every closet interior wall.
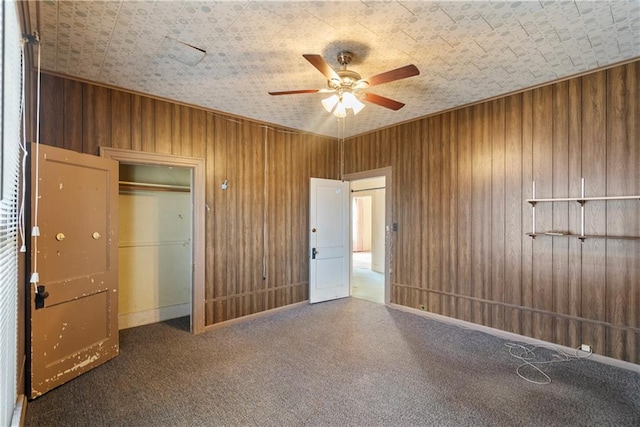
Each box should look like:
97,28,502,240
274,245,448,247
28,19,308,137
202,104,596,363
118,164,192,329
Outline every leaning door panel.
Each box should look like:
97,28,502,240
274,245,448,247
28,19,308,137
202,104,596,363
30,143,119,398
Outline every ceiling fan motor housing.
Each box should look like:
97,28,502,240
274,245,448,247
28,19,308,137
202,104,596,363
329,51,365,90
330,69,362,89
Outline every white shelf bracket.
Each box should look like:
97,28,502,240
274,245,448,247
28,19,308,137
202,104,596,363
580,178,585,239
532,181,536,236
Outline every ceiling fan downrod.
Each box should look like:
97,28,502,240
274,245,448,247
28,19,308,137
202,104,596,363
332,51,362,89
337,51,353,69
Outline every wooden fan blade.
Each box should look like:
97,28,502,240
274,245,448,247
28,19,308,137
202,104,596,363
303,54,340,81
365,64,419,87
363,92,405,111
269,89,320,96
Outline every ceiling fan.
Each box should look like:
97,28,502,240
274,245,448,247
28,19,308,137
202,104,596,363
269,51,419,116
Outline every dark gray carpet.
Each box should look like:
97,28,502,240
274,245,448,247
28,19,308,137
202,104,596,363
26,298,640,426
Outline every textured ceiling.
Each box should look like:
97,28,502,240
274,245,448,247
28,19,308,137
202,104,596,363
28,1,639,138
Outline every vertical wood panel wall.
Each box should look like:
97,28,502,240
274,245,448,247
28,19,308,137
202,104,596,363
36,62,638,364
344,61,639,364
36,73,339,326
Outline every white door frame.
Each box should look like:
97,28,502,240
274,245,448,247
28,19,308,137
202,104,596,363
343,167,392,305
100,147,206,334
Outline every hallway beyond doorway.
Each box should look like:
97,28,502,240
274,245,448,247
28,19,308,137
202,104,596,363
352,252,384,304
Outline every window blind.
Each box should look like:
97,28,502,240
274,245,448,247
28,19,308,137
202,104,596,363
1,0,23,423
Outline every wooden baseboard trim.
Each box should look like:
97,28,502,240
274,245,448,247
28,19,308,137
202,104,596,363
204,301,308,332
11,395,26,427
393,284,639,334
118,303,191,330
389,303,640,373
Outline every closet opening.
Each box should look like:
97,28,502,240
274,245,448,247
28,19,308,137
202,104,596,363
118,163,192,330
101,148,206,334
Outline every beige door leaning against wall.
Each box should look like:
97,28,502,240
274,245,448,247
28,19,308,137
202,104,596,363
29,143,119,399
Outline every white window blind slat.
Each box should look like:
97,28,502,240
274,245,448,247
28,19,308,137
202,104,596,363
1,0,23,424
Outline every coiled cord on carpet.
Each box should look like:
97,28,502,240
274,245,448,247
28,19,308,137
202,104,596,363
506,342,592,384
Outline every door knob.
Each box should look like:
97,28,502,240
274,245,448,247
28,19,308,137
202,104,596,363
35,285,50,309
92,232,101,240
56,233,65,241
312,247,318,259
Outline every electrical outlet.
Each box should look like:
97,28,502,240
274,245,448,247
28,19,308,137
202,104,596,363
580,344,591,352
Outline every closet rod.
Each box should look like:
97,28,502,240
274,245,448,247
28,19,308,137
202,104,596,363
351,186,385,193
119,181,190,192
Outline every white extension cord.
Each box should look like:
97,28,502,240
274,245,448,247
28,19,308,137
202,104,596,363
506,342,592,385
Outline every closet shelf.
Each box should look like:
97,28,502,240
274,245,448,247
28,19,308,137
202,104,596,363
119,181,190,192
526,195,640,205
526,233,640,241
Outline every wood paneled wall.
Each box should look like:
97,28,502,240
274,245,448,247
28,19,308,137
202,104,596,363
35,62,638,363
35,73,339,326
344,61,639,364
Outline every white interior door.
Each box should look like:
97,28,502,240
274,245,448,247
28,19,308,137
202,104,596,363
309,178,350,303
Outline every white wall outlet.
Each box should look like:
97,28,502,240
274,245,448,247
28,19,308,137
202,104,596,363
580,344,591,352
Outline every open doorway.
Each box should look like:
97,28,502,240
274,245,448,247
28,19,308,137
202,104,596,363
351,187,384,303
100,148,206,334
347,170,390,304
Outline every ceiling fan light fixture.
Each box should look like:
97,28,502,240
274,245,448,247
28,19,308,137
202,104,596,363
342,92,365,115
322,94,340,113
351,100,366,115
333,101,347,118
322,91,365,117
322,92,365,117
